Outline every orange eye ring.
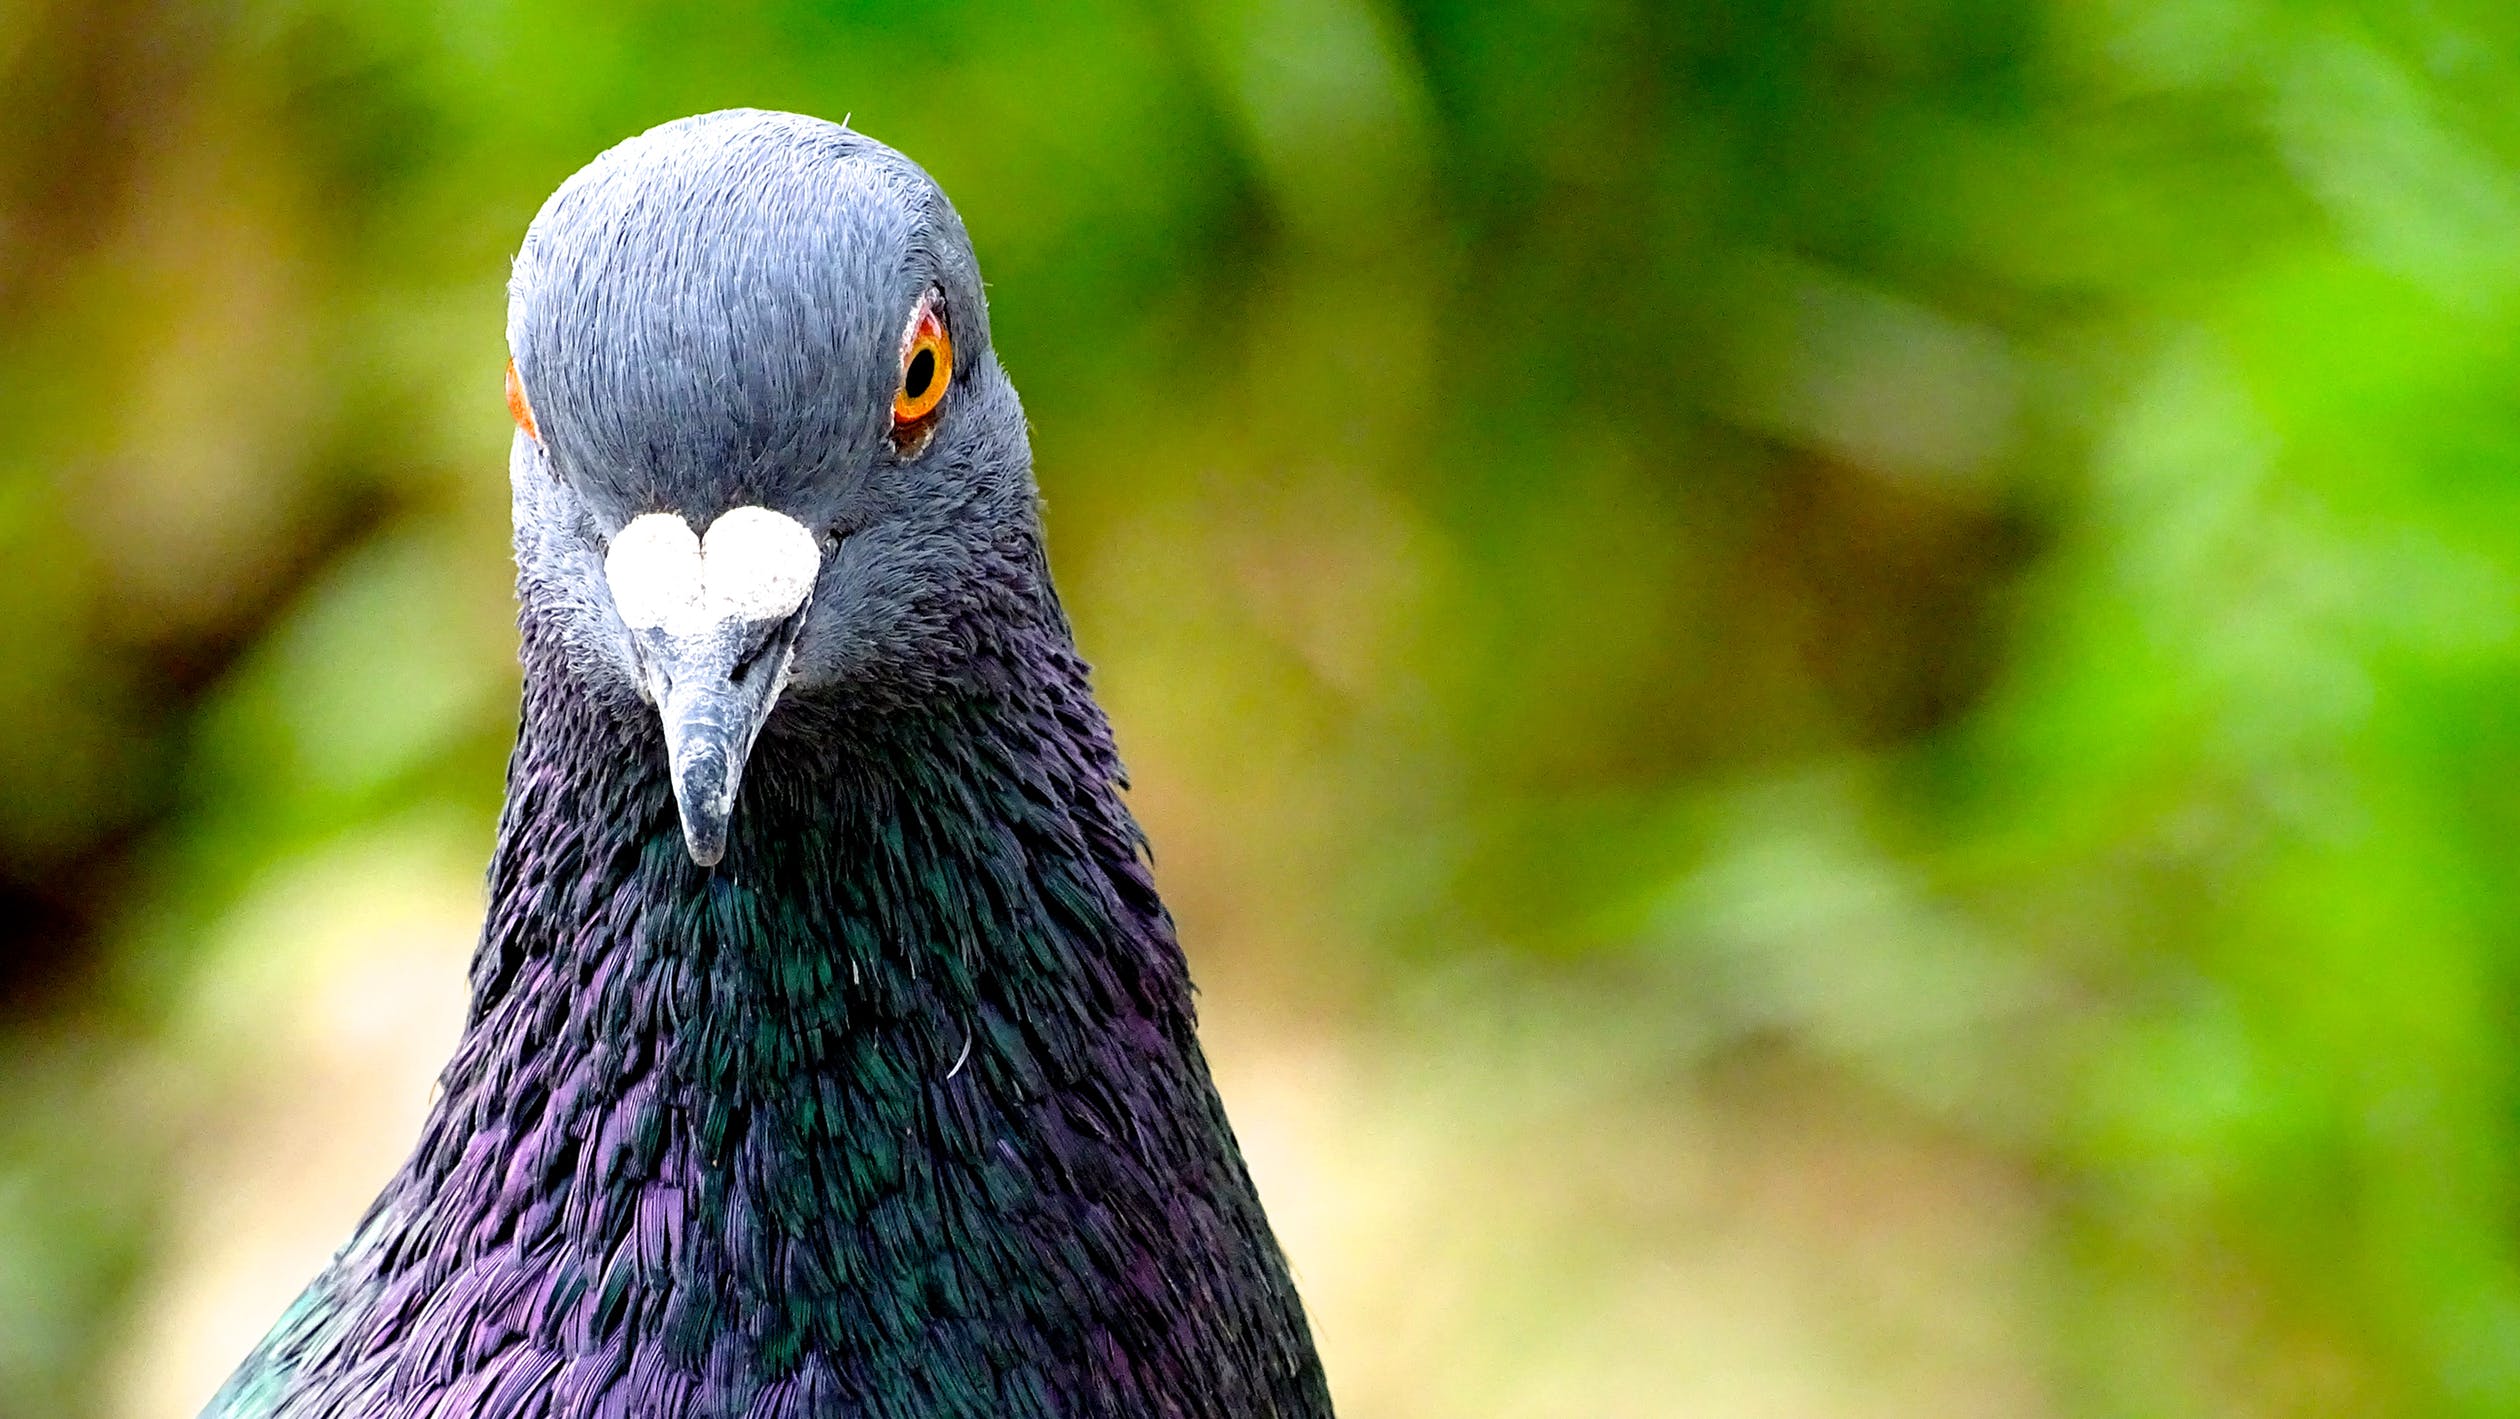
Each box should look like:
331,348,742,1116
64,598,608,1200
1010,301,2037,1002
505,356,540,441
892,294,952,428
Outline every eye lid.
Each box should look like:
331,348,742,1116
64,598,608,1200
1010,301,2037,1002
505,355,541,442
897,284,949,359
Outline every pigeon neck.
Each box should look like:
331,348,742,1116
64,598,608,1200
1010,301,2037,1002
319,614,1325,1415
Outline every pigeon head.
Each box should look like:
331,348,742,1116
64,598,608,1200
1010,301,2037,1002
503,109,1038,866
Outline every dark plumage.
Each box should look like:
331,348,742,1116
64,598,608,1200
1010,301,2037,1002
204,110,1331,1419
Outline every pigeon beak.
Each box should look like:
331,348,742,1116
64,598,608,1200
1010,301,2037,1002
641,608,807,866
604,508,822,867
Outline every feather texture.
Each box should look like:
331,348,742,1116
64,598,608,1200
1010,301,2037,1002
204,547,1332,1419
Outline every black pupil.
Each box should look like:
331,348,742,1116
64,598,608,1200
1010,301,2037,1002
904,347,936,401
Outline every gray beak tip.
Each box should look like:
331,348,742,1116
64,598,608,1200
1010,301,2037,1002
668,738,739,869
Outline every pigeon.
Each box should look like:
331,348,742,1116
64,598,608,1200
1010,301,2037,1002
204,108,1333,1419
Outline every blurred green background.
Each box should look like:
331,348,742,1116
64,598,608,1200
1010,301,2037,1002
7,0,2520,1415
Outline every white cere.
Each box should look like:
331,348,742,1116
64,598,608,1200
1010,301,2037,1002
606,506,820,634
701,506,822,624
605,513,704,633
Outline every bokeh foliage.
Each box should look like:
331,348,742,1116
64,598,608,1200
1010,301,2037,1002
7,1,2520,1415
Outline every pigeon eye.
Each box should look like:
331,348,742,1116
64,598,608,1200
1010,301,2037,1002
892,293,952,429
505,356,540,442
